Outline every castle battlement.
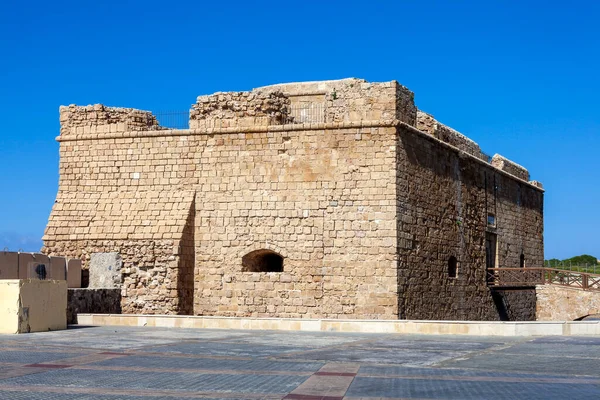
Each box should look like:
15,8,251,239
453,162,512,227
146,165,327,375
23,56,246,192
58,78,538,186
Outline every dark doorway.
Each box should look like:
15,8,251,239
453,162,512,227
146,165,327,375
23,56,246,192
485,232,497,270
448,256,458,278
520,253,525,268
486,232,497,285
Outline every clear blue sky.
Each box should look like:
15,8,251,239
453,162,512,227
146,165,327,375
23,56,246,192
0,1,598,259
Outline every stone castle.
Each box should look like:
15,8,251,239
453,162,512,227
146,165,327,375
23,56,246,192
43,78,544,321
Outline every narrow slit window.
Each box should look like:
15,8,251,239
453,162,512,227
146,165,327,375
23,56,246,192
520,253,525,268
448,256,458,278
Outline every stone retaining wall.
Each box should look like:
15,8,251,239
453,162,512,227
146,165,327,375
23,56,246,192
536,285,600,321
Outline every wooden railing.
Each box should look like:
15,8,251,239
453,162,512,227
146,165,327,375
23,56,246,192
486,268,600,291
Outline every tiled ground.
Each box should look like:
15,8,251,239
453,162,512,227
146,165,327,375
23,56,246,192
0,326,599,399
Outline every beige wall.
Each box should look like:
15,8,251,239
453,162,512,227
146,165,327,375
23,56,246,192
536,285,600,321
0,281,21,333
0,280,67,334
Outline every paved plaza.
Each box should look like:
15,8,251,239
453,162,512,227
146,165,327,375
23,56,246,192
0,326,599,399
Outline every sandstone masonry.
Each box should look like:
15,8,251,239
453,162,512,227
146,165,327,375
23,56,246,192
43,78,544,320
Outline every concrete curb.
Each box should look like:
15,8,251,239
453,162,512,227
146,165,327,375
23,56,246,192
76,314,600,336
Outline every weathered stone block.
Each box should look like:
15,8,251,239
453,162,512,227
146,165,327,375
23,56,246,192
89,252,122,289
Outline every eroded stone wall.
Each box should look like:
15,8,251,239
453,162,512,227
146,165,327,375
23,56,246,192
59,104,163,136
190,90,291,129
43,239,189,314
67,288,121,324
396,124,543,320
536,285,600,320
193,126,399,319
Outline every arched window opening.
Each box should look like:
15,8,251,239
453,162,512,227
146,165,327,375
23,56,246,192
520,253,525,268
448,256,458,278
242,249,284,272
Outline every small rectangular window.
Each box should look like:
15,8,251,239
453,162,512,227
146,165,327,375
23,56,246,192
487,214,496,227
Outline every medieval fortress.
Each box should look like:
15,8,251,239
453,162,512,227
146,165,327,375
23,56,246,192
42,78,546,321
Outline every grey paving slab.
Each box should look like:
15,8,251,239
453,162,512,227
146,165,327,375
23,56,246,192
281,346,469,366
90,354,323,372
136,341,316,358
0,350,89,364
441,352,600,376
1,326,600,399
346,376,600,399
498,341,600,358
358,364,600,380
1,369,308,394
0,392,253,400
351,338,505,351
0,393,153,400
223,331,375,347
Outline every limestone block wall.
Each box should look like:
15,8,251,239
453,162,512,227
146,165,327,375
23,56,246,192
59,104,163,136
44,158,196,314
192,125,399,319
536,285,600,320
395,123,543,320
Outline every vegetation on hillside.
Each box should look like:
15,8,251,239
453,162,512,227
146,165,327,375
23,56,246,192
544,254,599,274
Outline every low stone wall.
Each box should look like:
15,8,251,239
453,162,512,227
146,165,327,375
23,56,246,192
67,288,121,324
536,285,600,321
77,313,600,336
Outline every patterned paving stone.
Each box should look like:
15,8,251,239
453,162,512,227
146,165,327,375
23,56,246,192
352,338,504,351
499,341,600,358
441,352,600,377
281,347,467,366
0,391,254,400
0,392,152,400
137,341,316,358
2,327,600,399
0,350,88,364
1,369,309,394
346,376,600,399
90,354,323,372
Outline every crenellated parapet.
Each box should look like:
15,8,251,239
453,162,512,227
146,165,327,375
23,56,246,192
491,154,530,182
59,104,163,136
416,111,487,161
259,78,417,125
189,90,291,129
